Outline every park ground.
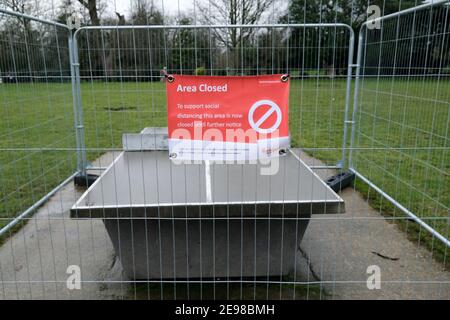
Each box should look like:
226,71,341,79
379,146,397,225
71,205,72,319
0,78,448,271
0,151,448,299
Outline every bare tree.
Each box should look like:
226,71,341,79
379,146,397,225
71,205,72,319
1,0,30,13
130,0,164,25
197,0,275,48
115,12,125,25
74,0,106,78
76,0,100,25
1,0,34,29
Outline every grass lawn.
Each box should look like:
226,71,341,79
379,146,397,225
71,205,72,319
127,282,326,300
0,78,448,267
353,78,449,266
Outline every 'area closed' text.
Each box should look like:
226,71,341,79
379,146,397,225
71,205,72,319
176,83,228,93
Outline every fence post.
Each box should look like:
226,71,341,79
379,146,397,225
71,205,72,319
340,26,355,169
68,29,88,181
348,26,365,170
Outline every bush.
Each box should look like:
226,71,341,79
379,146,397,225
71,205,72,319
194,67,206,75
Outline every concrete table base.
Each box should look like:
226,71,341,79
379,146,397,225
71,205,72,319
104,214,310,280
72,142,344,280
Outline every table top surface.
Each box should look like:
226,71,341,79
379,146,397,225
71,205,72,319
71,148,344,218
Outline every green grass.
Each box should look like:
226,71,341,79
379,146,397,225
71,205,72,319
0,78,448,268
0,82,78,240
352,78,449,266
126,282,326,300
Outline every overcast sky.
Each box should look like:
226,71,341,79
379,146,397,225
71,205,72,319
106,0,195,18
98,0,287,23
89,0,434,20
3,0,435,24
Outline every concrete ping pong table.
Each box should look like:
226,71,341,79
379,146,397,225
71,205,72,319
71,128,345,280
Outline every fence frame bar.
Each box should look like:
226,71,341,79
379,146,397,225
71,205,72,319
73,23,355,170
349,0,450,248
351,169,450,247
0,8,82,237
0,8,69,29
0,172,79,237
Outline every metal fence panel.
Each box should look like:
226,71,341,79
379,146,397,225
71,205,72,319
1,0,449,301
73,24,354,170
350,1,450,258
0,9,75,236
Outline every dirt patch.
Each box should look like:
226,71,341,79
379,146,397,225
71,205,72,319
103,105,137,111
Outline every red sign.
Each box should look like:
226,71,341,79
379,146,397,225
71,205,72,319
166,74,290,160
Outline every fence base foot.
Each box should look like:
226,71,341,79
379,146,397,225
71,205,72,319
74,173,98,187
325,171,355,193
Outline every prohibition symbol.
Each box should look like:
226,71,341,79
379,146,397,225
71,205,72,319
248,99,282,134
